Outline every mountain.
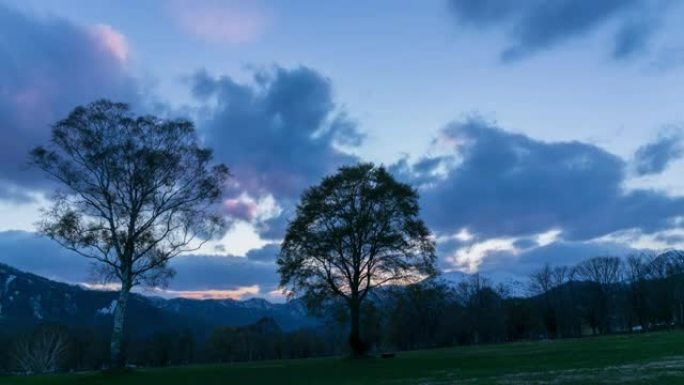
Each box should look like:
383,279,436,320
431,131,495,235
0,263,317,338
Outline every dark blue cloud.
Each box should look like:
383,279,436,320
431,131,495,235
0,230,91,282
192,66,362,238
447,0,520,27
654,232,684,245
478,240,639,279
633,132,683,175
512,238,539,250
397,119,684,241
0,3,139,196
447,0,665,62
255,213,291,240
0,182,34,203
170,255,279,292
435,237,468,270
245,243,280,262
0,231,280,293
613,18,657,59
389,155,453,188
650,46,684,72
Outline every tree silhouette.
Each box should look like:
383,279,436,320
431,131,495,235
30,100,229,368
278,163,436,357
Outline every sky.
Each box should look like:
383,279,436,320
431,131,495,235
2,0,684,301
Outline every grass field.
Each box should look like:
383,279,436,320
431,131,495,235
3,331,684,385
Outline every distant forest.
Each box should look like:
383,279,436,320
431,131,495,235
3,250,684,374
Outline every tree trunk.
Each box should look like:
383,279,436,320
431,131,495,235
348,299,366,357
110,281,131,368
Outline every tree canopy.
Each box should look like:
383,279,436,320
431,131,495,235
30,99,229,367
278,163,436,356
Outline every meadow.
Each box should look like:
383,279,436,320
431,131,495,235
4,331,684,385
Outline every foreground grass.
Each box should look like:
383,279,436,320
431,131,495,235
4,331,684,385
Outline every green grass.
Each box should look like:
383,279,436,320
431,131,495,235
4,331,684,385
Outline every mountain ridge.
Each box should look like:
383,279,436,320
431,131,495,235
0,262,317,337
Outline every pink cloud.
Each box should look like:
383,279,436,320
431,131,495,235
81,282,261,300
0,3,139,198
148,285,261,300
222,192,282,224
90,24,129,63
224,197,259,221
171,0,270,44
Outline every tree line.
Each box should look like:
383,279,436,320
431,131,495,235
4,250,684,374
0,319,340,373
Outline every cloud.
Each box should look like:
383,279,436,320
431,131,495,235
435,226,641,285
0,4,139,194
222,193,282,224
0,182,35,203
447,236,519,273
0,230,91,282
613,18,657,59
476,239,639,279
633,132,684,175
0,231,281,299
513,238,539,250
157,254,282,294
90,24,129,63
170,0,270,44
447,0,666,62
447,0,520,27
396,119,684,242
246,243,280,262
144,286,261,300
650,46,684,72
192,66,363,238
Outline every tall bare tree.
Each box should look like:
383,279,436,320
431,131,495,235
529,263,556,336
574,256,623,334
528,263,554,296
30,100,229,368
278,163,436,357
625,253,652,330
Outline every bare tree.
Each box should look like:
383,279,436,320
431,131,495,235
385,280,454,350
456,274,505,344
528,263,554,296
528,263,561,337
552,266,570,288
574,256,623,334
12,326,71,374
456,273,492,305
30,100,229,368
575,256,623,287
664,250,684,326
626,253,652,330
